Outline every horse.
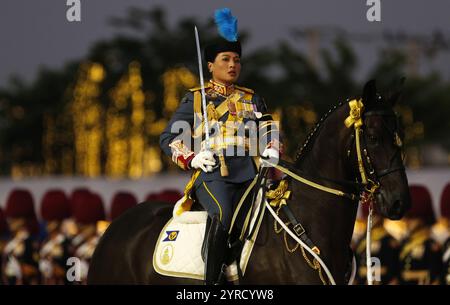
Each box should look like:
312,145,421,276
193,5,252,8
87,80,410,284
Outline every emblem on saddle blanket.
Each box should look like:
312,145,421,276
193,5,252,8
163,231,179,242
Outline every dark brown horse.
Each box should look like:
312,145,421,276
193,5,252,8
88,80,410,284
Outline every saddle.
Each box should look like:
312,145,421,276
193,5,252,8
152,174,267,282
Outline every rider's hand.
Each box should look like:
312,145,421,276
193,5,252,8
260,147,279,167
190,150,216,172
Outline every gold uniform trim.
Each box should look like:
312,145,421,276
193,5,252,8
202,182,223,221
358,266,388,277
401,270,430,284
189,82,212,92
202,136,250,152
168,139,194,170
400,228,429,260
192,84,255,139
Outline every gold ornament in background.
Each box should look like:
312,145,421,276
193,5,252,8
70,62,105,177
37,62,204,178
162,67,197,115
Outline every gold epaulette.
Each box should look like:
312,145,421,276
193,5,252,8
234,85,254,94
189,83,212,92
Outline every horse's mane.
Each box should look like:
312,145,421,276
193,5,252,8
294,93,393,166
294,98,349,165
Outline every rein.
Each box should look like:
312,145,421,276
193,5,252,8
270,160,360,201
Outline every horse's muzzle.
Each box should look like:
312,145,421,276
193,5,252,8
387,199,406,220
377,191,411,220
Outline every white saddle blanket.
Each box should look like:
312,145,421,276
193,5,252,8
153,212,208,280
152,210,263,282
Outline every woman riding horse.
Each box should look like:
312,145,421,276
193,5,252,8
87,9,411,285
158,8,282,285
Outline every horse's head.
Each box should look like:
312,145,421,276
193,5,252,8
357,80,411,219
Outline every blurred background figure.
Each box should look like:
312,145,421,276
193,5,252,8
399,185,442,284
145,192,160,202
110,191,138,221
1,189,40,285
0,207,9,284
38,189,72,285
145,189,183,205
432,183,450,284
73,193,105,284
155,189,183,205
354,204,401,285
66,188,92,249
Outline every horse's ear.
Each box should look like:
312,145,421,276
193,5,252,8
387,77,406,107
362,79,377,106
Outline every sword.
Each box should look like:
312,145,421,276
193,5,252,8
194,26,210,150
195,26,224,173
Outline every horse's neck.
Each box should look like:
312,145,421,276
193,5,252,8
297,106,355,182
290,107,358,282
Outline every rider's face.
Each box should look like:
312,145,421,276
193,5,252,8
208,52,241,86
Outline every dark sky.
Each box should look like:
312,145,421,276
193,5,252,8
1,0,449,88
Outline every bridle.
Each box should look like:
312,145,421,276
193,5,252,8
363,110,405,179
343,98,406,285
345,98,406,197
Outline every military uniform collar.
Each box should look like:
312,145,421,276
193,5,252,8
209,79,235,97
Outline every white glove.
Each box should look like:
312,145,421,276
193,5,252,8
260,147,279,167
190,150,216,172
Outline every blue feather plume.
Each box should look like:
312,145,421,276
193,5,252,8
214,8,238,42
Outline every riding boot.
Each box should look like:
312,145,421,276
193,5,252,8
204,215,228,285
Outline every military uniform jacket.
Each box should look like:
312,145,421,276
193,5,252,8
399,228,443,285
355,225,400,284
159,81,280,184
2,230,39,284
40,234,71,271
